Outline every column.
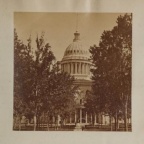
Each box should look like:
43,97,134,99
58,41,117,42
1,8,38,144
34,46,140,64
75,110,77,123
61,64,63,71
94,114,97,125
66,63,68,72
83,63,85,74
75,62,77,74
88,64,90,74
91,114,92,124
81,62,83,74
85,112,88,124
62,64,64,72
69,63,71,73
73,62,75,74
70,115,71,124
71,63,73,74
80,62,82,74
77,63,79,74
68,63,70,73
52,116,55,125
66,63,68,73
89,64,91,74
102,115,105,124
65,64,67,72
64,119,66,125
81,63,83,74
58,115,61,125
78,62,81,74
63,64,65,72
80,109,82,123
86,63,88,74
87,64,89,74
105,115,109,125
84,63,86,74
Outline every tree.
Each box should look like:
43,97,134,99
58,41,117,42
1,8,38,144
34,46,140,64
89,14,132,131
14,30,56,130
84,90,98,126
27,33,56,130
40,64,78,130
31,35,78,130
14,29,34,130
14,30,78,131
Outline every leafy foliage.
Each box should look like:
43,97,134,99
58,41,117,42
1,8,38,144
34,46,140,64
14,30,77,130
86,14,132,130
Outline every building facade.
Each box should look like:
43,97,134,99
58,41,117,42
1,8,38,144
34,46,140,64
60,31,109,126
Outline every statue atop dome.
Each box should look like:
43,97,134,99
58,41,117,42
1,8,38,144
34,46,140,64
73,31,80,42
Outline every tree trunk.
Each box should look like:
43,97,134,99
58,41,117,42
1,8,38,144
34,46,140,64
27,118,30,126
114,117,117,131
57,115,59,130
34,86,38,131
100,114,102,128
124,102,128,131
39,116,41,130
110,115,113,131
114,111,118,131
18,116,21,131
36,115,39,130
34,115,37,131
116,116,119,130
64,118,66,126
51,115,53,127
13,116,16,130
47,112,49,131
41,113,44,130
92,113,94,126
59,116,62,129
14,115,20,130
54,116,57,130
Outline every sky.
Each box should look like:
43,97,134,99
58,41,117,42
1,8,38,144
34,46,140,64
14,12,124,61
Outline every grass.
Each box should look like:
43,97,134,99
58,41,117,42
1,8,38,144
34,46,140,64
13,123,131,131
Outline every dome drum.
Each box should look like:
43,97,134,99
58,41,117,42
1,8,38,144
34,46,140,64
61,61,91,80
61,59,92,65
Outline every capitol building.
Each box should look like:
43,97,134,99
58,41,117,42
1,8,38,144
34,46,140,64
59,31,110,126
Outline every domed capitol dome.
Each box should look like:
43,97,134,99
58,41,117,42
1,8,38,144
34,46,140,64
61,31,92,80
62,31,90,61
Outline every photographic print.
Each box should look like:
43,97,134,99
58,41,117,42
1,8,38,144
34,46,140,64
13,12,132,131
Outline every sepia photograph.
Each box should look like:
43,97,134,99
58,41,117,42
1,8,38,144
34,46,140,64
13,12,132,132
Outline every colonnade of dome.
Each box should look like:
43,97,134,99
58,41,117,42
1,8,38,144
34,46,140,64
61,62,91,75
